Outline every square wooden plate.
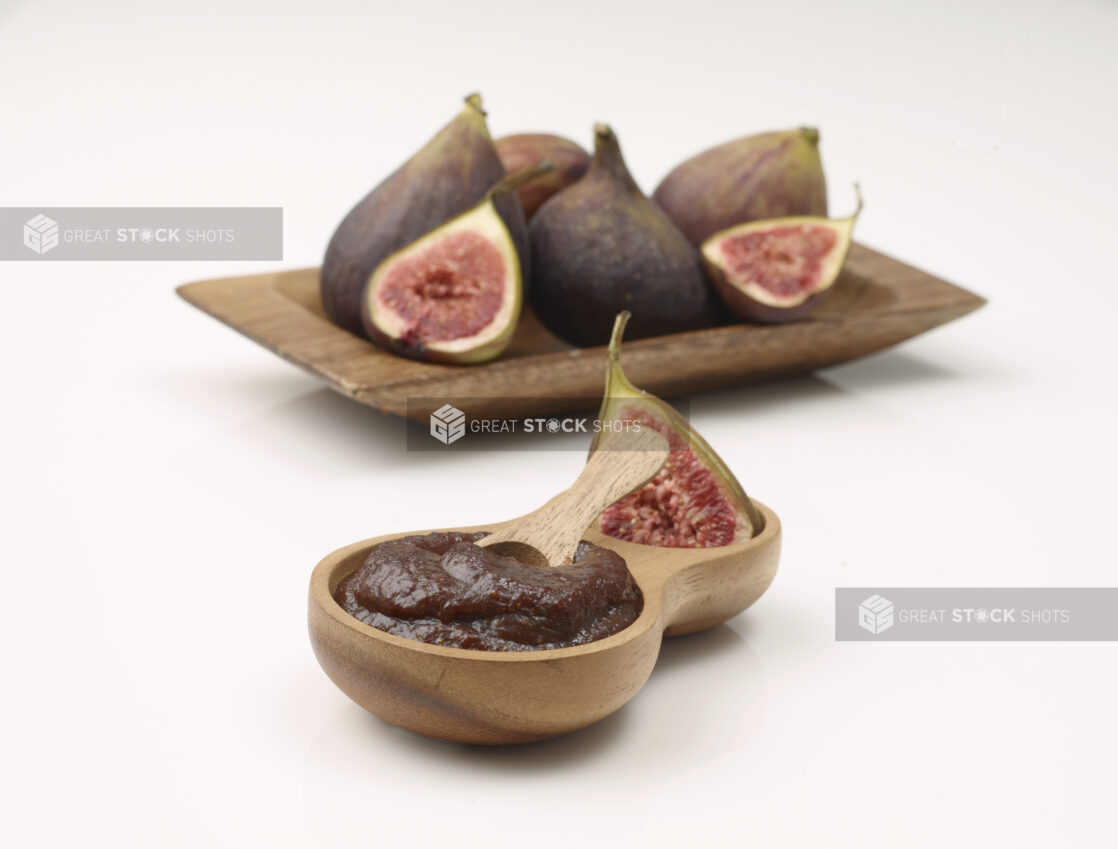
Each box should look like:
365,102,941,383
176,242,985,422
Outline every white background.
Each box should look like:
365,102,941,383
2,0,1116,846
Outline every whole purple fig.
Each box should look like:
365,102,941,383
529,124,720,347
653,128,828,246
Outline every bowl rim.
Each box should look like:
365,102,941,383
309,500,780,663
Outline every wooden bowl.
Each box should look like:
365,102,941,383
308,502,781,745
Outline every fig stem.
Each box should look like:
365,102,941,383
486,160,555,201
589,124,640,194
608,311,631,361
851,182,864,218
463,92,485,116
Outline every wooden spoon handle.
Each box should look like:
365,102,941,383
480,427,668,566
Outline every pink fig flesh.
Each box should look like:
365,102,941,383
374,231,508,344
718,224,838,299
600,409,749,547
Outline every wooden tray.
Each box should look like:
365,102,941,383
176,243,984,422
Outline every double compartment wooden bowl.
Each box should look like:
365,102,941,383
308,502,781,745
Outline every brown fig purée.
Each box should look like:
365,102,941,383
334,531,642,651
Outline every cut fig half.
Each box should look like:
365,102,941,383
701,185,863,324
361,161,553,364
591,312,762,548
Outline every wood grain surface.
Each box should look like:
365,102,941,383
178,243,985,421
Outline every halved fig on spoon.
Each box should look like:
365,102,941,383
592,312,762,547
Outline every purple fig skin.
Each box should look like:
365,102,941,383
320,94,530,336
529,125,721,347
496,134,590,218
653,128,828,246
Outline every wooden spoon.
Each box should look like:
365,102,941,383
308,499,782,745
476,425,669,567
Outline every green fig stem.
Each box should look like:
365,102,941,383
801,127,820,146
608,310,631,361
849,183,864,219
463,92,485,116
590,124,640,193
593,124,621,162
598,311,635,435
486,160,555,201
